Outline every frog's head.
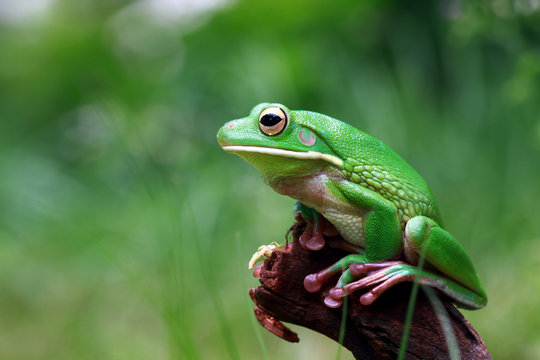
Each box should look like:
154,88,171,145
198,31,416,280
217,103,343,183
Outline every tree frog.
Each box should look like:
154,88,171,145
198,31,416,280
217,103,487,310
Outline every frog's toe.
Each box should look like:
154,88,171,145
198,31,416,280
359,270,412,305
298,219,313,249
304,273,323,293
324,293,343,308
252,264,263,278
305,233,325,251
298,218,326,251
329,287,345,299
304,268,335,293
319,268,395,308
359,290,377,306
304,254,370,296
349,260,406,276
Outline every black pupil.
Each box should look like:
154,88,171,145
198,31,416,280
260,113,282,127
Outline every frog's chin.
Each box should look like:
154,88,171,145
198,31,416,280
221,145,343,167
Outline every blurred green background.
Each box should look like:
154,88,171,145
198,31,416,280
1,0,539,359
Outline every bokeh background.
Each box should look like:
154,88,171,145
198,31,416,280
1,0,539,359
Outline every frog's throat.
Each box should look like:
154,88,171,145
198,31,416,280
222,145,344,168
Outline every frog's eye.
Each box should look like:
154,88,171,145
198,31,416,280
258,106,287,136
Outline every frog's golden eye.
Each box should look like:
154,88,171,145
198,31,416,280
258,106,287,136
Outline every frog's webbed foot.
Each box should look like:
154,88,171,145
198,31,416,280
324,262,410,308
295,212,338,252
298,218,325,251
311,259,487,309
304,256,408,308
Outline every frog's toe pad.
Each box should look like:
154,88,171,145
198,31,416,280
299,232,325,251
324,295,343,308
298,218,326,251
307,236,325,251
304,274,323,293
322,288,345,308
350,261,406,276
360,291,377,306
253,265,263,278
329,287,345,299
304,266,336,293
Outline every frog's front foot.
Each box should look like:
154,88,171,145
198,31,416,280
298,218,325,251
304,258,407,308
296,215,339,252
325,263,406,308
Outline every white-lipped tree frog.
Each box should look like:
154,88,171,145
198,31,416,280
217,103,487,310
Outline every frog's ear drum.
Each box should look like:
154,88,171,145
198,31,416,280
259,106,288,136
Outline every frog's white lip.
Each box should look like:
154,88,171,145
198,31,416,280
222,145,343,167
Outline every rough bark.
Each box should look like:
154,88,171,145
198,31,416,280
249,225,491,359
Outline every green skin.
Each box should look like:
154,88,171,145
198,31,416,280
217,103,487,309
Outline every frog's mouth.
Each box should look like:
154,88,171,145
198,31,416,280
222,145,343,167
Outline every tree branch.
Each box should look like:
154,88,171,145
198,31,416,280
249,225,491,359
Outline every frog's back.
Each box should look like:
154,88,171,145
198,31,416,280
295,110,443,227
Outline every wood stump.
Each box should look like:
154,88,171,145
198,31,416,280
249,225,490,359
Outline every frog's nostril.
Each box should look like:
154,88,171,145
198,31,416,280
217,124,231,146
227,122,234,129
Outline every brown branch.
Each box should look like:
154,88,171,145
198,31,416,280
249,225,491,359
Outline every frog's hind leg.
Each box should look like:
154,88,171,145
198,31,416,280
403,216,487,309
310,215,488,309
303,252,405,308
323,216,488,309
319,260,406,308
304,253,369,293
325,263,486,310
303,252,406,308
